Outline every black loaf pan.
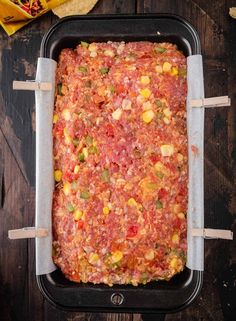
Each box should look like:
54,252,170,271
37,14,203,313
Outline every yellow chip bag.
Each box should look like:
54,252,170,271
0,0,99,36
0,0,47,22
0,0,67,35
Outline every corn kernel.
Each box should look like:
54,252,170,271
89,253,99,264
63,182,71,196
160,144,174,157
154,161,163,172
88,43,97,52
53,114,59,124
162,62,172,72
170,257,178,269
74,165,80,174
111,250,123,263
163,117,170,125
177,153,184,162
127,198,138,207
61,84,67,95
127,66,136,71
104,49,115,57
140,88,151,99
172,233,180,244
177,212,185,219
144,249,155,261
90,51,97,58
62,109,71,120
63,128,71,144
97,86,106,96
74,209,83,221
140,228,146,235
173,204,182,214
54,170,62,182
82,147,88,159
140,76,150,85
163,108,172,117
155,65,163,73
142,110,155,123
171,66,179,76
103,206,110,215
139,177,158,193
112,108,122,120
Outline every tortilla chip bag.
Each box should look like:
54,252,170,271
0,0,99,36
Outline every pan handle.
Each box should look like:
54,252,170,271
141,313,166,321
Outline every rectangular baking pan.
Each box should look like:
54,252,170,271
37,14,203,313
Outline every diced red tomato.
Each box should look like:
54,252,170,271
127,225,139,238
105,124,114,137
53,121,64,136
77,221,84,229
150,154,160,164
158,188,168,199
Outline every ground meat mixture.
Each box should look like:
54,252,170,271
52,41,188,286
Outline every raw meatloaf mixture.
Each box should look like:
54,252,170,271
52,41,188,286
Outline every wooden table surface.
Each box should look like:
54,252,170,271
0,1,235,321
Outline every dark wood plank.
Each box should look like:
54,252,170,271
0,129,34,321
91,0,136,14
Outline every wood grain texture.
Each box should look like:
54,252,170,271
0,0,235,321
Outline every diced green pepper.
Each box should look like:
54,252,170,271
101,169,110,182
126,53,136,59
155,47,167,54
78,66,88,73
156,112,164,120
110,85,115,94
178,68,187,77
146,182,158,190
57,83,63,96
100,67,109,74
154,99,164,108
88,146,98,154
141,272,148,283
81,41,89,48
71,181,77,190
80,190,90,199
156,200,163,209
78,152,85,162
155,171,164,179
67,203,75,212
180,250,187,261
73,138,80,147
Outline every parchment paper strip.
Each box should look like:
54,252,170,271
35,57,57,275
186,54,205,271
